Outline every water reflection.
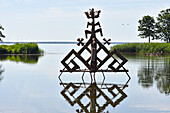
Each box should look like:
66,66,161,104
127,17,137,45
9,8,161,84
0,64,4,82
0,55,43,64
60,80,128,113
138,56,155,88
136,55,170,95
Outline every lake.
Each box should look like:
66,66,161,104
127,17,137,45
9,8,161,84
0,44,170,113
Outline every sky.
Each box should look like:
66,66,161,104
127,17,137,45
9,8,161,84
0,0,169,42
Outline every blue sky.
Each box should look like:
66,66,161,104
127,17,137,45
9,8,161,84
0,0,169,42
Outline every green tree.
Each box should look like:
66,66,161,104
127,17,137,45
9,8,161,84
0,25,5,42
156,8,170,43
138,15,155,43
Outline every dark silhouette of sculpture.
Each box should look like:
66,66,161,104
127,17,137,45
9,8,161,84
59,8,130,80
60,81,128,113
0,25,5,42
59,9,131,112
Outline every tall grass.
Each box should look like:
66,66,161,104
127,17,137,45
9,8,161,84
110,43,170,53
0,43,43,54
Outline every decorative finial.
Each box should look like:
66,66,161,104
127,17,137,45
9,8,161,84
77,38,84,46
103,38,111,45
85,8,101,19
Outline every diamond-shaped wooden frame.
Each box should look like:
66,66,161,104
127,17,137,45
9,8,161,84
61,83,80,106
108,49,128,71
61,49,80,72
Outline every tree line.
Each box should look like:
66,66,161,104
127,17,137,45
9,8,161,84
138,8,170,43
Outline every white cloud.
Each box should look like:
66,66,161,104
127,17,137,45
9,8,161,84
15,0,20,3
133,104,170,112
42,7,80,19
1,3,9,7
45,7,61,15
15,0,32,3
24,0,31,2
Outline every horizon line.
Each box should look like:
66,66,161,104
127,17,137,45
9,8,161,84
0,41,145,44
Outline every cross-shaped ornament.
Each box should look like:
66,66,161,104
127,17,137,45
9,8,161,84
103,38,111,45
77,38,84,46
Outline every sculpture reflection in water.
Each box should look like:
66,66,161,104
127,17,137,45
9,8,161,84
59,78,129,113
59,8,130,112
138,56,170,95
0,55,43,64
0,64,4,82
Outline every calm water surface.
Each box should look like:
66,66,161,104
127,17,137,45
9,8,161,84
0,44,170,113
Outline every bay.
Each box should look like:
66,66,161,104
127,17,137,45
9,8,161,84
0,44,170,113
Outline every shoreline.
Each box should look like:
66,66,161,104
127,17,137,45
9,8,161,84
0,53,43,55
111,43,170,54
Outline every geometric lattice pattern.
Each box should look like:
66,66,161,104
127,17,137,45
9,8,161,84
60,8,129,73
59,8,130,113
61,82,127,113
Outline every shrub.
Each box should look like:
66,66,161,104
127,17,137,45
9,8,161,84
111,43,170,53
0,43,43,54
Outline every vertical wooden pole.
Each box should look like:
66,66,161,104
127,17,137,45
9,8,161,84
90,84,96,113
